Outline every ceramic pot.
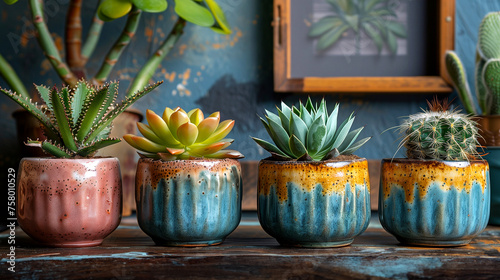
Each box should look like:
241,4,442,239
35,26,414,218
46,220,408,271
379,159,490,247
17,157,122,247
136,158,242,246
476,115,500,146
484,147,500,225
257,158,371,248
97,109,143,216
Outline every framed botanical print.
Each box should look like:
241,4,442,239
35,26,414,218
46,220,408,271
273,0,455,93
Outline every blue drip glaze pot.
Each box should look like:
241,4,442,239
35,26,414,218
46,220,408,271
379,158,490,247
257,158,371,248
135,158,242,246
484,147,500,225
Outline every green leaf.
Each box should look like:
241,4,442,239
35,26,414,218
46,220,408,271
205,0,231,34
386,21,406,38
299,102,313,127
306,117,327,155
76,84,110,141
309,16,339,37
51,88,77,151
4,0,19,4
363,22,383,53
131,0,167,13
289,135,307,158
366,0,383,11
386,30,397,54
289,111,308,145
94,82,118,123
325,103,339,142
85,81,162,143
71,81,91,125
39,141,71,158
265,109,282,126
281,101,292,117
341,137,371,155
36,85,53,111
251,137,289,158
174,0,215,27
337,126,363,153
0,88,60,140
331,115,355,149
276,107,290,134
78,138,121,157
316,25,349,51
267,116,292,155
98,0,133,21
305,97,315,114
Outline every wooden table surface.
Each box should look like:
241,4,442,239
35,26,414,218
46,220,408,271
1,212,500,279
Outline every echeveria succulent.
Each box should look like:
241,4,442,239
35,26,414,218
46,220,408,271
124,107,244,160
252,97,371,161
0,80,162,158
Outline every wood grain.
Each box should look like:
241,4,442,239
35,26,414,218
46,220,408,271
3,214,500,279
273,0,455,93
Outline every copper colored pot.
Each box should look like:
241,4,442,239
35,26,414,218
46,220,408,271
476,115,500,146
17,157,122,247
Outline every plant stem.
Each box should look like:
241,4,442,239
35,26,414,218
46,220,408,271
29,0,78,87
127,17,186,96
92,7,142,85
65,0,84,77
0,53,30,99
81,2,104,66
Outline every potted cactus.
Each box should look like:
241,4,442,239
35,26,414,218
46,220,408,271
380,98,490,247
124,107,244,246
0,80,162,247
445,11,500,225
251,98,371,248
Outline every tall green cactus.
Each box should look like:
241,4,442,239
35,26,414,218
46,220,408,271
445,12,500,115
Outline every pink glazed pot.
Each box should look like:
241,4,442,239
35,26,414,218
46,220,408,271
17,157,122,247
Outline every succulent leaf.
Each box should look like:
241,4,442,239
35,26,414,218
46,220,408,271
78,138,121,157
84,80,162,143
444,51,477,115
0,80,162,158
483,58,500,114
146,109,181,146
177,122,198,146
478,12,500,60
125,107,243,160
51,88,77,151
289,135,308,159
253,98,369,161
196,116,220,142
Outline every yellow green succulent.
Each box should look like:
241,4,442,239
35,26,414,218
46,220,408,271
124,107,244,160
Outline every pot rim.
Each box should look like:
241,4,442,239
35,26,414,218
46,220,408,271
138,157,241,163
21,156,119,161
259,157,367,166
382,158,487,167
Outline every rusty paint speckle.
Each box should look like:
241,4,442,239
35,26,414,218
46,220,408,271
382,159,489,202
258,158,369,202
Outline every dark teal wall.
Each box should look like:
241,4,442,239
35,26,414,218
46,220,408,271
0,0,498,164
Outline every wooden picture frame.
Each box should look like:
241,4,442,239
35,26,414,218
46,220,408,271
273,0,455,93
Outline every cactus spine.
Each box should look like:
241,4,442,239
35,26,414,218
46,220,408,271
399,98,480,161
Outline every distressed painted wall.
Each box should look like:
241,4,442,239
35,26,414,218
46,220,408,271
0,0,497,166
